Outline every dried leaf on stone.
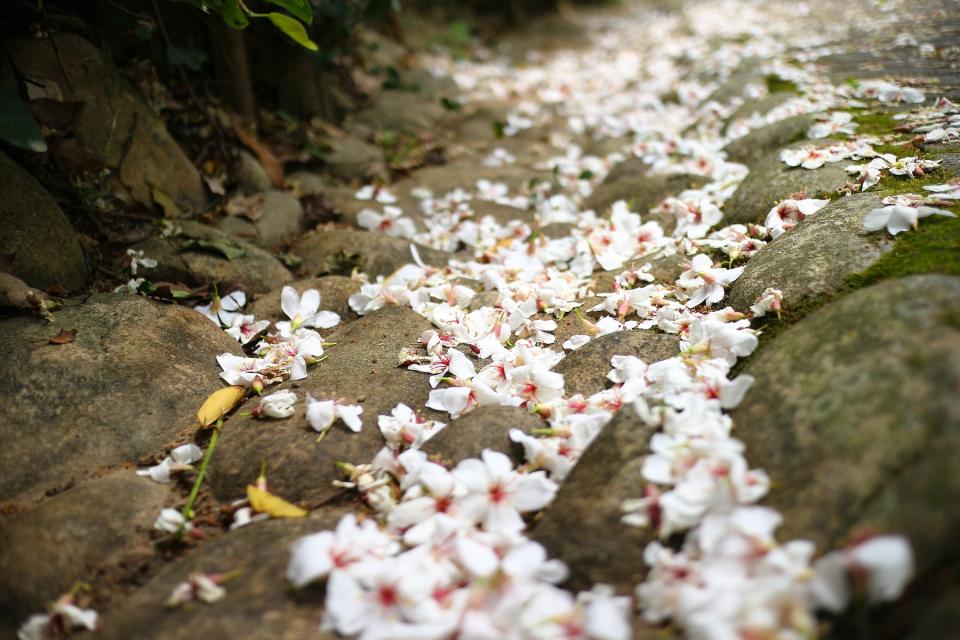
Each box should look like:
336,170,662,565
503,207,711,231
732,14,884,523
247,484,308,518
179,238,246,261
47,328,77,345
197,385,247,427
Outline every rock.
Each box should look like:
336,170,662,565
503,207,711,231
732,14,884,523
593,252,686,293
584,173,708,222
324,136,387,181
724,91,796,129
234,150,272,193
554,330,679,397
470,199,537,227
423,406,544,466
0,151,86,291
209,305,444,505
727,193,892,313
904,588,960,640
248,276,361,326
396,68,461,100
723,114,816,167
723,141,851,225
396,158,544,196
540,222,576,240
732,276,960,601
97,515,347,640
288,171,336,197
705,60,765,105
0,293,243,502
217,191,304,248
6,34,206,213
603,157,650,184
354,91,450,136
586,135,632,158
0,471,170,623
132,221,292,294
552,296,605,348
532,406,655,593
294,228,449,279
254,191,304,248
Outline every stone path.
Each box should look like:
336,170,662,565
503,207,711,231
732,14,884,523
2,0,959,638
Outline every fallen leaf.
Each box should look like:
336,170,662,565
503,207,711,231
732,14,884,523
197,385,247,427
179,238,246,261
233,124,285,187
247,484,307,518
47,328,77,345
224,193,266,221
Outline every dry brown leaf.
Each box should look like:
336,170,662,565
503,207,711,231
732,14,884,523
197,385,247,427
47,328,77,345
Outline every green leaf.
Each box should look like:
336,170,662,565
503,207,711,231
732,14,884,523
264,0,312,24
0,86,47,153
266,12,318,51
221,0,249,29
180,238,246,261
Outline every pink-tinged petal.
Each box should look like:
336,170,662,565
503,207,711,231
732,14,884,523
425,387,471,417
323,571,369,636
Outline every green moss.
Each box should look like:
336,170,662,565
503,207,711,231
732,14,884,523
850,110,899,136
873,166,945,194
844,213,960,289
765,74,799,94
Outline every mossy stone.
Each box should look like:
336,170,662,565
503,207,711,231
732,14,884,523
727,192,892,314
723,114,816,168
423,406,543,466
732,276,960,603
723,141,851,225
585,172,708,223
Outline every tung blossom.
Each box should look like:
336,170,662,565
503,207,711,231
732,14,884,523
677,254,744,307
278,286,340,334
863,203,956,235
452,449,558,534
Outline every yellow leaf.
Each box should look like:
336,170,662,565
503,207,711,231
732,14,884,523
197,385,247,427
247,484,307,518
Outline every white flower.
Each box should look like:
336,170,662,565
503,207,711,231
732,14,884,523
378,403,446,449
780,146,835,170
750,287,783,318
195,290,247,326
154,507,191,534
224,314,270,344
256,389,297,419
764,198,830,239
677,254,744,308
807,112,857,139
681,318,758,365
137,443,203,483
18,596,98,640
287,513,398,587
355,184,397,203
452,449,558,533
812,535,914,611
217,353,267,387
126,248,157,275
357,206,417,239
863,204,955,235
166,573,227,607
306,394,364,435
278,286,340,333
